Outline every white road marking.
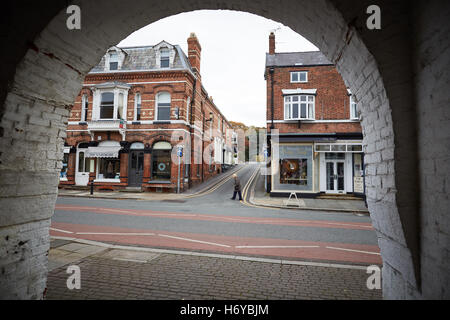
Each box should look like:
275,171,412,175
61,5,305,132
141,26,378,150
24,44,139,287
113,257,147,263
50,227,73,234
157,234,231,248
75,232,156,236
235,245,320,249
325,246,381,255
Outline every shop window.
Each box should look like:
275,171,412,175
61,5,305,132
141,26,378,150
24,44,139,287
98,159,120,179
152,141,172,180
273,145,313,191
60,153,69,179
280,159,308,185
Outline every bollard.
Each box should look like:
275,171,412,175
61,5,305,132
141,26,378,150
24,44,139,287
90,181,94,195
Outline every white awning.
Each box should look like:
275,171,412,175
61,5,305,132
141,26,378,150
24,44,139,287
86,146,121,158
282,88,317,95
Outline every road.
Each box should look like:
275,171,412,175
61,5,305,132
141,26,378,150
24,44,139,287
51,163,381,265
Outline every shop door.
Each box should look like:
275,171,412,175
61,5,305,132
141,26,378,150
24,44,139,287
128,150,144,187
326,161,345,193
75,149,90,186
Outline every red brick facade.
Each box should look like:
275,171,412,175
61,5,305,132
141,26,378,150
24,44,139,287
60,34,235,192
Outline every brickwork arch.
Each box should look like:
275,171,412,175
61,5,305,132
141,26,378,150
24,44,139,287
1,0,448,299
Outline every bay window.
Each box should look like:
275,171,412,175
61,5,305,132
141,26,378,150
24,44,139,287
100,92,114,119
284,95,315,120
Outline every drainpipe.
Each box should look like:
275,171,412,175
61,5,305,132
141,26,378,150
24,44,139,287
269,67,275,131
189,78,196,188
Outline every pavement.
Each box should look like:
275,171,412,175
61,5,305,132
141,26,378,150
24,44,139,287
45,237,382,300
58,163,369,214
248,167,369,214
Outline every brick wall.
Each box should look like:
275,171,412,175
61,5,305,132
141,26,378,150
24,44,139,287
0,0,448,300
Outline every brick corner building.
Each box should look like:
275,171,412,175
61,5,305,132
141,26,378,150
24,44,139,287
265,32,365,198
59,33,236,193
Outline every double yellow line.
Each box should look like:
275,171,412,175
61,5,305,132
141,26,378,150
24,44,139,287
183,165,246,199
239,165,262,207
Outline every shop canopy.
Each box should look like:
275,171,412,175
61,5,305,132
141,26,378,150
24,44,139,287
86,145,121,158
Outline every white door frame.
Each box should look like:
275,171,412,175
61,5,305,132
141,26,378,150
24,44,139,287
75,147,89,186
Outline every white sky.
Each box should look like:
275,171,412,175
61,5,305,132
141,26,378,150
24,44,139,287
117,10,318,127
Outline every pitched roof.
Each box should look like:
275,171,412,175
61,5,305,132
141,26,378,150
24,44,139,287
89,43,193,73
265,51,333,67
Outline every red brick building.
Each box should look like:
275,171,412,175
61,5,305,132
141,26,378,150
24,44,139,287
60,33,236,192
265,32,364,197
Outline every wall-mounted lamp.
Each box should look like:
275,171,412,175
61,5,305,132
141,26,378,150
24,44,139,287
206,112,213,122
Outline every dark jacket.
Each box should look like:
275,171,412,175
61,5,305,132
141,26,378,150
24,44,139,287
234,177,241,191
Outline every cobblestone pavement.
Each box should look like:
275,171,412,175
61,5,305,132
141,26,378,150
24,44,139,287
45,240,382,300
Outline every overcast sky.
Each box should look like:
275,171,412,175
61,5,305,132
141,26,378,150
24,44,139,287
117,10,318,127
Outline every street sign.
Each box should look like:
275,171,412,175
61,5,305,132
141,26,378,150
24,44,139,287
177,146,183,157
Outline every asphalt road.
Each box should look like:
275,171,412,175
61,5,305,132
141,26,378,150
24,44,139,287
51,163,381,265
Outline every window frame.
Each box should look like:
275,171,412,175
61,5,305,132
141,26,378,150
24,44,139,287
350,95,358,120
134,93,142,121
99,92,115,120
283,94,315,120
109,52,119,71
81,94,89,121
156,92,171,121
290,71,308,83
160,48,170,68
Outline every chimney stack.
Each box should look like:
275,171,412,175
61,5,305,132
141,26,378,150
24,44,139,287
269,32,275,55
187,32,202,74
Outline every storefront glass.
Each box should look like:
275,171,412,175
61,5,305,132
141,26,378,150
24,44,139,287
273,144,313,191
98,158,120,179
60,153,69,179
152,150,171,180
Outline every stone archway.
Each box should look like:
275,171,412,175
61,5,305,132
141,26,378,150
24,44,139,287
1,0,448,299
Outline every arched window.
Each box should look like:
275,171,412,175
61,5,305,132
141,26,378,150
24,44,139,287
152,141,172,180
156,92,171,121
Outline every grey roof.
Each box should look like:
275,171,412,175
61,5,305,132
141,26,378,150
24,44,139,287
265,51,333,67
90,44,193,73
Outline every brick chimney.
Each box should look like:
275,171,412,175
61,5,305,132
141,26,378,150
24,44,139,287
187,32,202,74
269,32,275,55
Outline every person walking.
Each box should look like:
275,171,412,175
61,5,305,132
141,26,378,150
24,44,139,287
231,173,243,200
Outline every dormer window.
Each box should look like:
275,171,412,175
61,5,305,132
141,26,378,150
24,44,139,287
109,52,118,70
160,48,170,68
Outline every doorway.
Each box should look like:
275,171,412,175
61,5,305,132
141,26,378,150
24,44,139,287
325,153,345,193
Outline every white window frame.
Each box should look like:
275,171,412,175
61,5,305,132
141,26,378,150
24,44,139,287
92,86,129,121
156,92,171,121
81,94,89,121
160,48,170,68
134,93,141,121
290,71,308,83
284,94,315,120
350,95,358,120
108,52,119,71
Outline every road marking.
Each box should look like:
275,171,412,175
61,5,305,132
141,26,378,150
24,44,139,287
50,235,374,270
113,257,147,263
235,245,320,249
157,234,231,248
50,227,73,234
76,232,156,236
325,246,381,255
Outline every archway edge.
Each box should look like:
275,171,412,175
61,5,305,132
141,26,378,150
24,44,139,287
0,0,419,299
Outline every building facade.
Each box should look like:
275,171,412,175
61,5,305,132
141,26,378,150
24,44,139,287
60,33,236,193
265,32,365,198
